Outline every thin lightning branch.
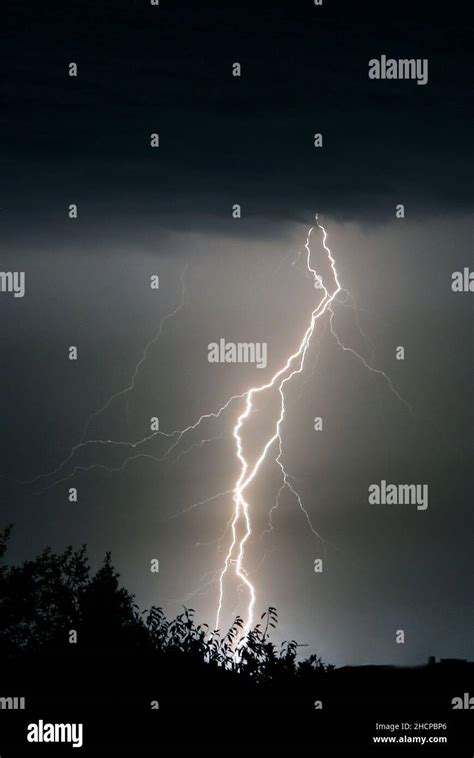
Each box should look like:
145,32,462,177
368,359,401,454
32,454,177,495
21,433,175,487
23,395,242,491
170,433,226,466
80,265,189,443
158,391,248,463
31,434,226,496
21,269,190,487
275,438,328,554
195,517,234,549
167,489,233,521
327,305,415,417
261,481,286,544
338,289,377,365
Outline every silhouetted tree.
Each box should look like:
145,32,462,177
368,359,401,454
0,528,90,655
78,551,148,649
0,526,331,683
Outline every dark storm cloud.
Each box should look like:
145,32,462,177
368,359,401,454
1,0,472,238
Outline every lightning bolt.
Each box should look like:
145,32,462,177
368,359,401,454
18,214,413,654
214,215,342,639
213,217,413,645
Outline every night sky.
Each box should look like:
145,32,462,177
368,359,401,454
1,0,472,667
